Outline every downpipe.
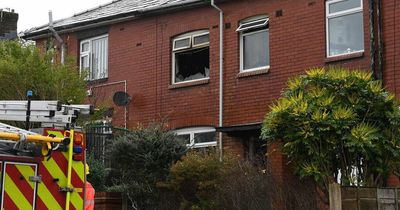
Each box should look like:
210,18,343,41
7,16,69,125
211,0,224,162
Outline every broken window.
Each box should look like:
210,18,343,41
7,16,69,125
172,31,210,84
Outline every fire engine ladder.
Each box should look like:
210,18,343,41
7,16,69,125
0,100,92,210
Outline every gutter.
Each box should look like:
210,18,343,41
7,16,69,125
23,1,207,40
210,0,224,162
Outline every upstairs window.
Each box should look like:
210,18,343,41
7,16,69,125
80,35,108,80
172,30,210,84
237,16,269,72
175,127,216,148
326,0,364,57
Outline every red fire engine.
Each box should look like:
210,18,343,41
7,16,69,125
0,99,92,210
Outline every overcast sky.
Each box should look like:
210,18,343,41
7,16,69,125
1,0,112,32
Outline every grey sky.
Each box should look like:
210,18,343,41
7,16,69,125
1,0,112,32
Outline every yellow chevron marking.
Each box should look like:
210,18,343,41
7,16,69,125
15,165,34,189
62,152,85,182
71,190,84,209
16,165,63,210
4,173,32,210
44,130,84,209
37,182,63,210
42,157,67,186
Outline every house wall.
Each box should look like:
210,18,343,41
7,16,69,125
41,0,381,128
34,0,400,192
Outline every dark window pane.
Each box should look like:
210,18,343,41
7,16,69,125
193,34,209,46
175,47,210,82
194,132,215,144
174,38,190,50
177,134,190,145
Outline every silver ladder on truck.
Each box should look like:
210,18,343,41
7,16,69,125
0,100,92,125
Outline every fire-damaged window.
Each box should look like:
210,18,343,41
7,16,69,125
172,30,210,84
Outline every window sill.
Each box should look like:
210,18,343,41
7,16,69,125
188,142,217,148
237,68,270,78
86,77,108,85
169,79,209,89
325,51,364,63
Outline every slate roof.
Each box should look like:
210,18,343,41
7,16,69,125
22,0,205,38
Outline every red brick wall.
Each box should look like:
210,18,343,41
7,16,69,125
33,0,400,191
381,0,400,95
35,0,400,130
221,0,372,126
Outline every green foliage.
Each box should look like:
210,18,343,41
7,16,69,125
262,68,400,191
108,123,187,210
165,151,236,210
0,40,86,103
164,151,317,210
87,154,109,192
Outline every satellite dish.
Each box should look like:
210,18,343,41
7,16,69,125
113,91,132,106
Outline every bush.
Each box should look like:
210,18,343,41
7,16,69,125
217,161,317,210
107,123,187,210
262,68,400,193
164,151,235,210
86,154,108,192
164,151,318,210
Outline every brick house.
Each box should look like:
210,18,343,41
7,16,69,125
22,0,400,185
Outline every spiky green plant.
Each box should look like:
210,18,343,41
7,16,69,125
262,67,400,195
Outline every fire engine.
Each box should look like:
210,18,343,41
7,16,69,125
0,97,93,210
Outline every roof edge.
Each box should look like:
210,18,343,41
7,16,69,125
22,0,208,40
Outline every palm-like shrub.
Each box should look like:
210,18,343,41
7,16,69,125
262,68,400,194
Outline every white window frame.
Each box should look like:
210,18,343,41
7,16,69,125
173,36,191,51
238,16,270,72
326,0,364,58
172,30,210,84
175,127,216,148
79,34,109,81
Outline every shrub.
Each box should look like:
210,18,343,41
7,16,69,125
165,151,236,210
262,68,400,194
86,154,108,192
164,151,318,210
107,123,187,210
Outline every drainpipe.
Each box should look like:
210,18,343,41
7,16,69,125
210,0,224,161
376,0,383,81
48,10,65,64
368,0,376,79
